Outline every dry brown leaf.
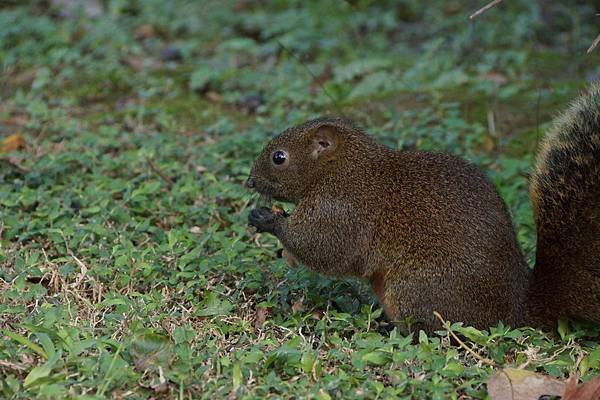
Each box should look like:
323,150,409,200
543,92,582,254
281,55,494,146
0,155,28,172
483,135,495,153
487,368,565,400
291,298,304,314
563,375,600,400
1,133,25,152
134,24,156,40
281,249,297,267
11,69,39,87
206,91,223,103
482,71,508,85
254,307,271,330
123,55,161,72
1,117,29,127
271,205,285,214
124,55,146,71
271,205,290,217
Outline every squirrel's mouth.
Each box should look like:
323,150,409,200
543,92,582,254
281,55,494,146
245,176,274,204
246,174,296,204
247,176,274,198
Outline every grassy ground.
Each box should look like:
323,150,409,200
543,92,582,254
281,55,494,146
1,1,600,398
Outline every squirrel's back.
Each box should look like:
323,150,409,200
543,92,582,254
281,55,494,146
528,83,600,326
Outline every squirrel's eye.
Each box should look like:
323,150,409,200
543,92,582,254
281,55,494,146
272,150,288,165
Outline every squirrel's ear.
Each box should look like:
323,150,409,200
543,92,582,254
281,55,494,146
311,125,339,160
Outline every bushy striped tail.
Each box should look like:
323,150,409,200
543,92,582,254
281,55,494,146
528,83,600,326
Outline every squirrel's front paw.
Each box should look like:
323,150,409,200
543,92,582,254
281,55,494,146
248,207,282,234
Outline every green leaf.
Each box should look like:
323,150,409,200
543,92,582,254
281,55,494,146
35,333,56,359
190,66,219,91
97,297,129,309
580,355,590,377
443,362,464,376
232,361,242,389
456,326,489,345
217,38,260,55
334,58,392,83
24,350,62,387
130,332,173,371
362,351,390,366
587,347,600,369
557,319,568,340
316,389,332,400
197,291,233,317
1,329,48,359
348,71,394,100
301,351,315,375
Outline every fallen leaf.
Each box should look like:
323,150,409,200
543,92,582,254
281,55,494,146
0,117,29,128
312,309,324,320
562,375,600,400
487,368,565,400
1,134,25,152
282,249,297,267
205,91,223,103
254,307,271,330
482,72,508,85
124,55,145,71
134,24,156,40
292,297,304,313
271,205,285,214
271,205,289,217
483,135,495,153
123,55,161,72
11,69,39,87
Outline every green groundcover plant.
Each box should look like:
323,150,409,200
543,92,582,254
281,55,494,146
1,0,599,398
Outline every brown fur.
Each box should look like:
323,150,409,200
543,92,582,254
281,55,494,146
527,83,600,327
247,84,600,334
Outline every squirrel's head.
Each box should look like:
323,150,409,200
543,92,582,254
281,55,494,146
246,117,361,203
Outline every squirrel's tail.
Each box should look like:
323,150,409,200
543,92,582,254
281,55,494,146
527,83,600,327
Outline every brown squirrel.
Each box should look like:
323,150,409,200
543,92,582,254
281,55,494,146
246,83,600,334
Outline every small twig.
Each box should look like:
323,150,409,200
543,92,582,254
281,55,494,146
69,251,89,288
535,86,542,145
0,157,30,173
469,0,503,20
587,33,600,54
146,156,174,188
487,110,497,138
0,359,28,371
433,311,497,367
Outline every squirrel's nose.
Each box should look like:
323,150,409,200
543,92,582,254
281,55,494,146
245,177,256,189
